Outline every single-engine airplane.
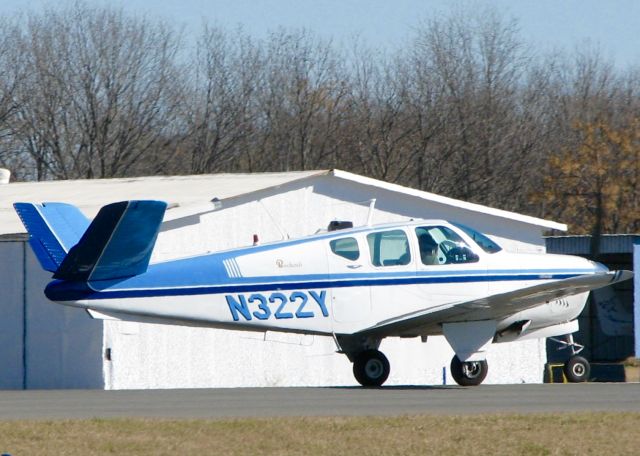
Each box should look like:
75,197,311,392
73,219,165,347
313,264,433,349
14,200,632,386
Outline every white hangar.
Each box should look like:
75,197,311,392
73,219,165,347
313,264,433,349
0,169,566,389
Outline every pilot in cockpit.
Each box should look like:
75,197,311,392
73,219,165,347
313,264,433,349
418,231,439,265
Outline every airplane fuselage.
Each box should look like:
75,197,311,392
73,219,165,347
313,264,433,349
17,199,630,386
44,220,600,341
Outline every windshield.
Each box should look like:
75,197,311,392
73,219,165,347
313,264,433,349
452,223,502,254
416,226,478,265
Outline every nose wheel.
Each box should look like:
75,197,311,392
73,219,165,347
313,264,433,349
563,355,590,383
550,333,591,383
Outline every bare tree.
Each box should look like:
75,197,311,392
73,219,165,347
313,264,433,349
249,29,349,172
182,26,262,173
0,19,29,179
342,45,418,182
2,1,640,241
12,3,182,180
403,7,562,214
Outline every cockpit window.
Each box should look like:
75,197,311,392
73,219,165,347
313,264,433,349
416,226,479,265
330,237,360,261
367,230,411,267
452,223,502,254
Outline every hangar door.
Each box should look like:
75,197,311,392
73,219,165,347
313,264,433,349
0,238,104,389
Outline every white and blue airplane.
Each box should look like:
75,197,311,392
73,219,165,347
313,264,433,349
14,200,632,386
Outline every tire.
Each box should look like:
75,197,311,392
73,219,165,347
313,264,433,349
353,350,390,387
450,356,488,386
564,356,590,383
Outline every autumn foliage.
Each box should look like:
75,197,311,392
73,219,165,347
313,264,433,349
537,120,640,238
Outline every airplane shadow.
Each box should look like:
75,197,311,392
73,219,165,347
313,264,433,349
326,385,465,391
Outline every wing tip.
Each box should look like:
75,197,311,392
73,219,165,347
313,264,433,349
612,270,633,283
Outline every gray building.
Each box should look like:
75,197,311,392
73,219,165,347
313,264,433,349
546,235,638,373
0,169,583,389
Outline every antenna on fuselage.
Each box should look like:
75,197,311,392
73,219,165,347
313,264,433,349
366,198,376,226
259,199,290,240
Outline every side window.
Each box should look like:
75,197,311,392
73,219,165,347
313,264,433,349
330,237,360,261
367,230,411,267
416,226,479,265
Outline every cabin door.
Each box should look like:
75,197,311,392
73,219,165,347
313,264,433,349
326,235,372,330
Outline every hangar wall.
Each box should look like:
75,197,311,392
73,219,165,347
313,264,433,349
101,176,547,389
103,321,542,389
0,241,25,389
0,240,103,389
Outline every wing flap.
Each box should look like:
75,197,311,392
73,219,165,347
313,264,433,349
358,270,633,338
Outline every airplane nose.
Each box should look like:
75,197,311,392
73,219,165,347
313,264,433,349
589,260,609,273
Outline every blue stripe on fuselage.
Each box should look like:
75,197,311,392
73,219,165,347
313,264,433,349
44,269,593,301
42,233,599,302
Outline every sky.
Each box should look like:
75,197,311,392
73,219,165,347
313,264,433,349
1,0,639,67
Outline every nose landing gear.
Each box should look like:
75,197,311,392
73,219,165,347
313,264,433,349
550,333,591,383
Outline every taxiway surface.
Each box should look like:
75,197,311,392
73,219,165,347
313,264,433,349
0,384,638,420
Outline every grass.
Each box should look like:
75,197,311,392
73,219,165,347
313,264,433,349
624,358,640,382
0,413,639,455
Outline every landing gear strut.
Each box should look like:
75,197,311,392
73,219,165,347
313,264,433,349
550,333,590,383
450,356,488,386
352,349,390,387
336,335,391,387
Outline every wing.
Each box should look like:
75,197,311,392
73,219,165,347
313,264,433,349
357,270,632,338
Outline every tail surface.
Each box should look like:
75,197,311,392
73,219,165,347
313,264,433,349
15,200,167,281
14,202,90,272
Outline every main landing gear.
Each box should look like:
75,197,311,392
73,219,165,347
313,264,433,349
550,333,590,383
450,356,488,386
339,335,491,387
352,349,390,387
336,336,391,387
348,349,490,387
344,332,590,387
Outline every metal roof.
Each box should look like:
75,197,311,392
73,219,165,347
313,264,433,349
0,171,324,235
545,234,640,255
0,169,566,235
329,170,567,231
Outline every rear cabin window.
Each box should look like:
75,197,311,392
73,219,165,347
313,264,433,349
330,237,360,261
367,230,411,267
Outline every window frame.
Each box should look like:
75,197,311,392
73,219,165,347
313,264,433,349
329,236,361,262
366,229,412,267
415,225,480,266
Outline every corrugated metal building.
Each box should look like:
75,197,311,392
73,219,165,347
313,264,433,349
1,169,568,389
546,235,639,365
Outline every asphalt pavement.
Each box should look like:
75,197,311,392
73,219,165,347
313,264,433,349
0,383,638,420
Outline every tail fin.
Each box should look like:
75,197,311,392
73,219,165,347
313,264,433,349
14,202,90,272
15,200,167,281
55,200,167,281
